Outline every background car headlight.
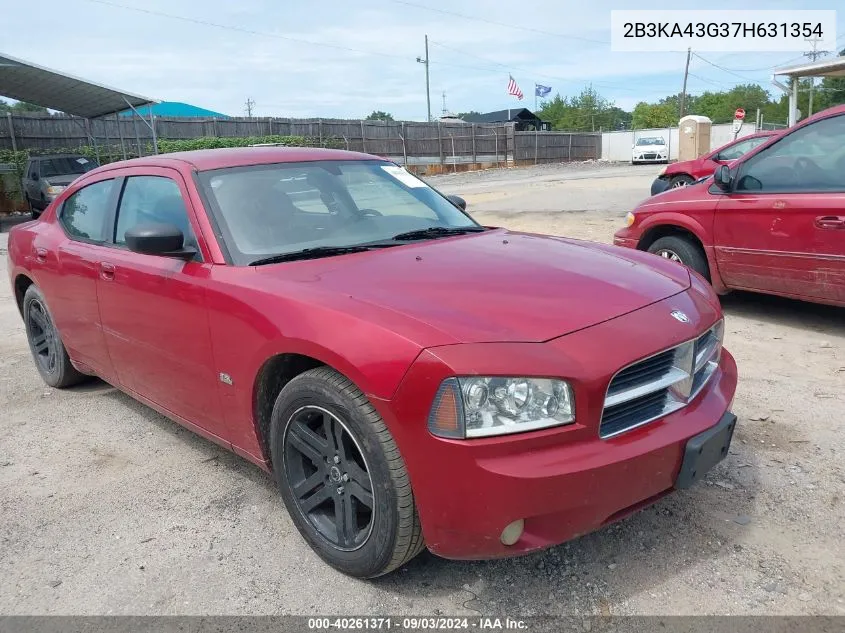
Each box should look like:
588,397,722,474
46,185,66,195
428,377,575,439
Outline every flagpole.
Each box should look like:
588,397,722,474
534,85,537,113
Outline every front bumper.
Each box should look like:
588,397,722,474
633,156,667,163
613,225,640,249
382,291,736,560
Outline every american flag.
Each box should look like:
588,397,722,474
507,75,524,100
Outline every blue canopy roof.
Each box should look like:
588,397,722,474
120,101,229,118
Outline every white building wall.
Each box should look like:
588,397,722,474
601,122,758,162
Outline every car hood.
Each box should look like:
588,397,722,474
256,229,691,344
43,174,81,186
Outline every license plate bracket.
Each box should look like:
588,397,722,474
675,412,737,489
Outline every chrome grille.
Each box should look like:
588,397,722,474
600,321,724,438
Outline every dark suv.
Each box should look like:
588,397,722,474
22,154,99,218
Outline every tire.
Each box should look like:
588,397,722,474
22,285,86,388
270,367,424,578
668,174,695,188
647,235,710,281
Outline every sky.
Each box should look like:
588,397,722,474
2,0,844,120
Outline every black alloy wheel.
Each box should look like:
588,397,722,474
283,405,375,551
22,285,86,388
26,298,58,375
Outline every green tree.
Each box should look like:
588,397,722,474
632,102,676,129
0,100,49,114
457,111,481,119
365,110,394,121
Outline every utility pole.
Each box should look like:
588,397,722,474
441,92,447,116
679,47,691,118
804,37,829,117
244,98,256,117
416,35,431,122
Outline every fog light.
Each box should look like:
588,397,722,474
500,519,524,546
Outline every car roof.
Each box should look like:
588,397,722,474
89,147,382,175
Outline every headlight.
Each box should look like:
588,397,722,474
428,377,575,439
46,185,66,195
625,211,636,227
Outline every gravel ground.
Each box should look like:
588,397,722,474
1,163,843,615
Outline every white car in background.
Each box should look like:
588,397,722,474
631,136,668,165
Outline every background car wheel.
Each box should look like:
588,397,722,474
647,235,710,281
270,367,424,578
23,285,86,388
669,174,695,188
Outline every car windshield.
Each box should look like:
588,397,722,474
635,137,665,146
39,157,97,178
198,160,481,265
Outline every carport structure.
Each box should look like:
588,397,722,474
773,56,845,127
0,51,159,156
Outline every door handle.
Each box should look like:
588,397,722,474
34,247,48,263
99,262,116,281
815,216,845,229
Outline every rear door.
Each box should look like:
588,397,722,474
713,114,845,304
33,177,119,378
95,168,228,440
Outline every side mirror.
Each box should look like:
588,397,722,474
32,173,39,181
447,195,467,211
713,164,732,191
125,223,196,259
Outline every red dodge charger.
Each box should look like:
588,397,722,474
7,147,737,577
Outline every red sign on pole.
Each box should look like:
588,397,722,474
734,108,746,120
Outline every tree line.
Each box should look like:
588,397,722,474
536,48,845,132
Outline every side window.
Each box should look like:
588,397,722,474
115,176,199,253
59,179,115,242
737,115,845,193
27,160,38,179
717,138,757,161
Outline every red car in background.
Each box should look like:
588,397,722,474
8,147,737,577
650,131,777,195
615,105,845,308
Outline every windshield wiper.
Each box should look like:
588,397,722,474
250,245,387,266
390,226,486,241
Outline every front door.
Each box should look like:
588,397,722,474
95,169,228,440
714,113,845,304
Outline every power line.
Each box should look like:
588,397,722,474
79,0,415,63
386,0,607,45
429,40,641,91
692,53,756,82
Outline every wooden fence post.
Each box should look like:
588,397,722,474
471,124,476,163
6,113,17,151
568,134,572,161
116,113,127,160
534,128,539,164
437,122,444,166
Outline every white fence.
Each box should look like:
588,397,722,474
601,122,759,162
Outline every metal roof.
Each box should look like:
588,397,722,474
773,56,845,78
0,52,156,118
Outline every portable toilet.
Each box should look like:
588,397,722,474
678,115,712,161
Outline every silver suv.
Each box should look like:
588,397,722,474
22,155,99,218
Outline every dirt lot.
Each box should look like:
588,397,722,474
0,163,843,616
